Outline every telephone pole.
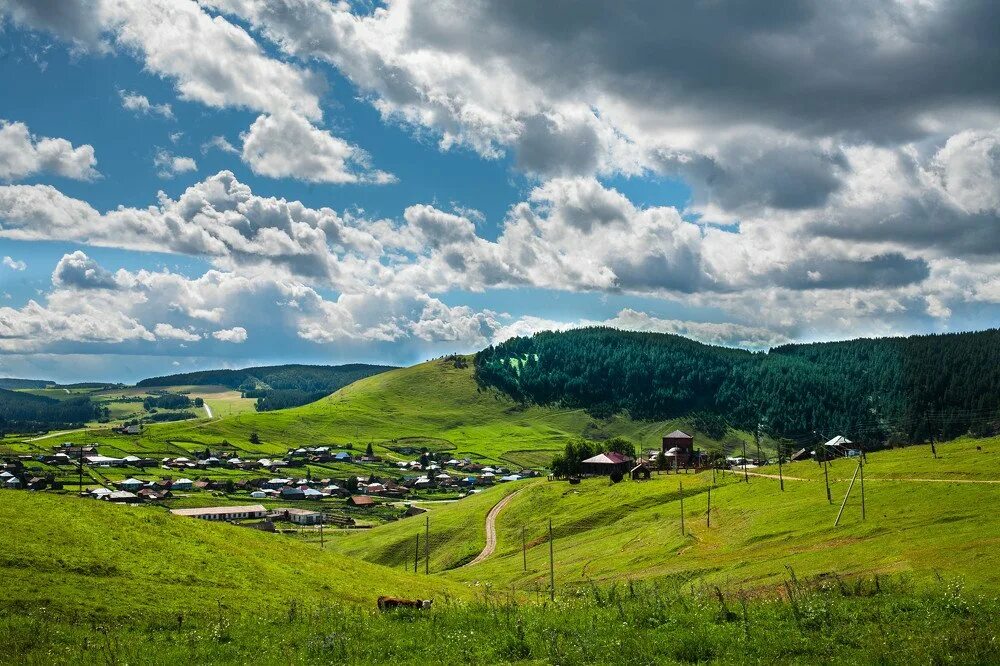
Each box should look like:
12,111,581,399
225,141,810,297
742,439,749,483
424,515,430,574
706,486,711,528
679,481,685,535
776,439,784,491
548,519,555,601
522,526,527,571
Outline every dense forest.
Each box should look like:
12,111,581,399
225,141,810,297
475,328,1000,446
137,363,397,411
0,389,96,433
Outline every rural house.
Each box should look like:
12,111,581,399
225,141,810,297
170,505,267,521
277,508,324,525
581,452,634,476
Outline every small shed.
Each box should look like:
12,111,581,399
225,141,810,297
348,495,374,507
630,463,651,480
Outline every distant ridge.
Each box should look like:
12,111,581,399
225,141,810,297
137,363,398,412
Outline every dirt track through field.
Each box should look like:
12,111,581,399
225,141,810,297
464,488,525,567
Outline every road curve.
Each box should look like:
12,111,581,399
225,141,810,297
464,488,524,567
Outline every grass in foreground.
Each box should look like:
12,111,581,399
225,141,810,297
3,574,996,664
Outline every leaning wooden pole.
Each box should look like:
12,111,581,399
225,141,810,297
834,461,862,527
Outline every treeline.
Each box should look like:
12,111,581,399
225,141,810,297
0,389,95,433
474,327,1000,445
136,363,397,411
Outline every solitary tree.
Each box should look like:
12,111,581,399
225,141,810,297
249,431,261,445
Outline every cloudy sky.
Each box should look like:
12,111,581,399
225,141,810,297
0,0,998,382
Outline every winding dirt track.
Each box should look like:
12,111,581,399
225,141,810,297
464,489,525,567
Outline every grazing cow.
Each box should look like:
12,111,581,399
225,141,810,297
377,596,433,611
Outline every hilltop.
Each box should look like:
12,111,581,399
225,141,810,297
59,357,745,465
477,327,1000,443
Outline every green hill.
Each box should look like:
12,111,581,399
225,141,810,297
476,327,1000,443
62,357,746,464
0,491,463,621
330,436,1000,593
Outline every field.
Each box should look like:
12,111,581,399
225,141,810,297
6,358,758,466
328,436,1000,595
3,447,1000,663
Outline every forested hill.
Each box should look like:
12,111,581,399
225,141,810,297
474,328,1000,445
137,363,397,411
0,388,95,433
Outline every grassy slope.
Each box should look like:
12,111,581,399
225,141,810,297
0,492,466,621
331,436,1000,593
326,482,530,571
13,358,746,464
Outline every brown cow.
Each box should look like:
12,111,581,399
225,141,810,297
377,596,433,611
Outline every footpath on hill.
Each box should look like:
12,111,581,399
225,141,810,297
464,488,526,567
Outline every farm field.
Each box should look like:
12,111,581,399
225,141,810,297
328,436,1000,594
7,358,756,466
3,441,1000,664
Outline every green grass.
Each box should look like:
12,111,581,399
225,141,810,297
10,358,750,465
4,574,997,664
0,491,465,622
329,436,1000,596
327,482,531,571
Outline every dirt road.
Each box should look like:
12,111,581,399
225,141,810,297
464,489,524,567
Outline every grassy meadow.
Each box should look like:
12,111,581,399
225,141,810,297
7,358,755,465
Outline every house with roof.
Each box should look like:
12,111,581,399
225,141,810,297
581,452,634,476
119,478,144,492
171,505,267,521
277,508,324,525
106,490,139,503
348,495,375,507
4,476,22,489
172,478,194,491
280,486,305,500
819,435,853,460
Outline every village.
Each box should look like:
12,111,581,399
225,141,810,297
0,437,543,530
0,427,863,533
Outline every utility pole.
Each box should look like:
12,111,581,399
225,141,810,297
742,439,749,483
776,440,784,492
679,481,685,535
548,519,555,602
78,444,84,493
425,515,430,574
823,458,832,503
755,421,763,464
320,522,324,549
414,533,419,573
522,526,527,571
706,485,711,528
859,455,866,521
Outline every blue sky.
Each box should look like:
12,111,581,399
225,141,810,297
1,1,998,382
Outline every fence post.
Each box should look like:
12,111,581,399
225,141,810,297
549,519,555,601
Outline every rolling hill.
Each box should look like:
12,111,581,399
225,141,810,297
58,356,749,465
0,491,463,621
477,327,1000,443
331,435,1000,592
